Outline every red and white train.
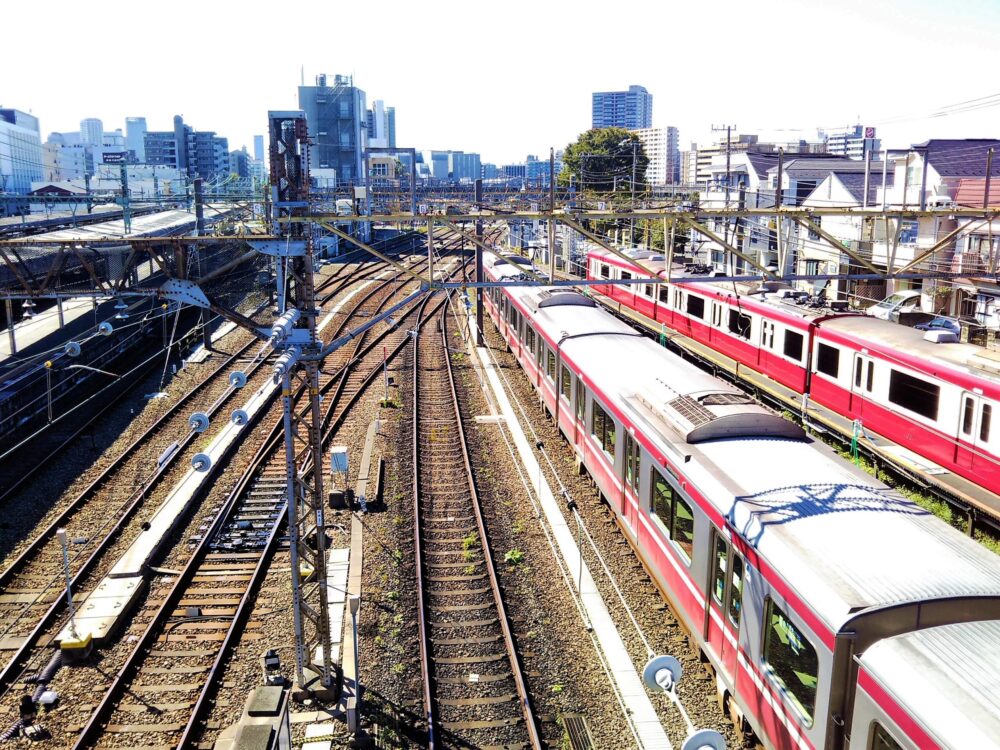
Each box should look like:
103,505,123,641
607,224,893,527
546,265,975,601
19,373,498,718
585,248,1000,499
483,251,1000,750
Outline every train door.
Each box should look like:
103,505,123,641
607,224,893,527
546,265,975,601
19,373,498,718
574,377,586,446
710,301,724,345
622,433,640,536
705,530,738,686
850,352,875,416
957,392,992,470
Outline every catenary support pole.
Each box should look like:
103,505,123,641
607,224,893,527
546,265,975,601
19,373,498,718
475,178,484,347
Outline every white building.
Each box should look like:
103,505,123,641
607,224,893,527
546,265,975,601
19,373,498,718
80,118,103,147
821,125,880,160
125,117,147,162
0,108,43,196
43,135,89,181
631,126,680,185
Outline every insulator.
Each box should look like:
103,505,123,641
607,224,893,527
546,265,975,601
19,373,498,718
98,322,113,336
64,341,82,357
228,370,247,388
272,347,300,381
231,409,249,426
191,453,212,472
681,730,726,750
642,655,683,693
270,308,301,341
189,412,210,433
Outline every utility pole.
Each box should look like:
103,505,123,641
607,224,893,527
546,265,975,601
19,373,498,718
712,124,736,208
985,148,995,210
267,110,336,699
549,147,556,280
119,162,131,234
475,178,484,347
193,177,205,236
630,140,637,246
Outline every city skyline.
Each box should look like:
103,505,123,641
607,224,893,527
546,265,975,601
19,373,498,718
4,0,1000,165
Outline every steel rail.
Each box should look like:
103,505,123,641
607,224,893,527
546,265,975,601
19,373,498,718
411,295,542,749
69,249,463,749
0,257,406,697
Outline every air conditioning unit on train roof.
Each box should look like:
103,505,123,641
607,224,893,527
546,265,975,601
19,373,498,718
627,388,806,445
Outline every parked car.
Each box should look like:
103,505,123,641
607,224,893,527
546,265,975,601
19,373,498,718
865,290,922,320
914,316,962,335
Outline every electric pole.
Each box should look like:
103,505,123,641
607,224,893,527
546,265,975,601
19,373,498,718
475,177,484,347
549,147,556,280
267,110,336,699
712,124,736,208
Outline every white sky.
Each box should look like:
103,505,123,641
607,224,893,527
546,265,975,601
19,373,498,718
4,0,1000,164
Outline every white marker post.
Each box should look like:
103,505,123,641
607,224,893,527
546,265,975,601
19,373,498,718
56,529,77,639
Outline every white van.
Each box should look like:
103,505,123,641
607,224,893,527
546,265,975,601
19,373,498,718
865,290,922,320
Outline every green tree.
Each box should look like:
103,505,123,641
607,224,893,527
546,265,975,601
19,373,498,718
559,128,649,195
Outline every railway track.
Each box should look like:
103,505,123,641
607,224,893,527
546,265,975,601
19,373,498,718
0,251,435,700
412,303,541,750
64,248,471,749
0,233,425,506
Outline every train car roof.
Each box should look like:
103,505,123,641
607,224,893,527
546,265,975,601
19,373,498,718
489,253,1000,632
587,247,852,323
818,314,1000,385
857,620,1000,749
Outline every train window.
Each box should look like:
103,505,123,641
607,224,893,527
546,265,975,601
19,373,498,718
728,309,752,340
866,361,874,392
888,370,939,421
763,599,819,726
576,378,586,421
591,402,616,457
546,350,556,381
624,435,641,495
816,343,840,378
644,284,654,298
728,554,744,626
982,404,993,442
659,286,669,303
536,338,543,368
712,535,727,603
783,330,804,361
854,358,863,388
686,295,705,319
560,365,572,401
870,723,903,750
962,397,974,435
525,327,536,356
673,288,682,308
600,264,610,279
651,468,694,563
761,321,774,349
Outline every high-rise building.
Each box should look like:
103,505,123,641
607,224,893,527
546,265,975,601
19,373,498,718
80,118,103,147
253,134,265,162
386,106,396,149
299,73,367,187
125,117,147,162
822,125,880,160
592,85,652,130
366,100,393,149
631,126,680,185
42,132,88,181
449,152,481,182
0,109,43,196
144,115,229,180
229,147,250,179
